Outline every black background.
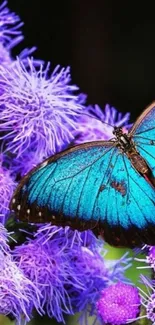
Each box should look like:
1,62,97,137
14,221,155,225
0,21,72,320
7,0,155,122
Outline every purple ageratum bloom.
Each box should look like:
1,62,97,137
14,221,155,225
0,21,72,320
0,42,12,65
146,246,155,271
36,225,132,281
0,2,43,67
17,48,43,67
0,250,42,325
32,225,132,318
146,293,155,323
0,1,23,48
0,222,10,254
139,275,155,323
10,149,45,177
0,43,43,67
134,245,155,272
12,225,131,323
65,248,132,314
35,224,98,250
13,227,106,322
13,239,74,323
0,158,16,223
96,282,140,325
0,58,85,161
74,103,132,143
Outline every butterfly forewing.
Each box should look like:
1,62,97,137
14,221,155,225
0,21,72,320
10,141,115,228
10,101,155,247
130,102,155,176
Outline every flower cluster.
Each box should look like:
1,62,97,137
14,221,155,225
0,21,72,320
0,0,23,48
0,59,85,173
12,226,132,323
0,2,154,325
96,282,140,325
74,103,132,143
0,1,42,68
0,250,42,324
0,156,16,223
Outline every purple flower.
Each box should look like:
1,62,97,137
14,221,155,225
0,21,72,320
0,250,42,324
146,246,155,271
13,239,74,323
0,2,43,68
146,294,155,323
28,225,131,320
140,275,155,323
0,158,16,223
96,282,140,325
74,103,132,143
13,227,106,322
134,245,155,273
0,1,23,48
10,149,45,177
0,45,43,68
0,42,12,65
12,225,131,323
0,58,85,162
0,222,10,254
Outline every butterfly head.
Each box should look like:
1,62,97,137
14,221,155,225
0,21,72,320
112,126,124,138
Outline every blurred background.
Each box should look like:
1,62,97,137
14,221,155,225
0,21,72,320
7,0,155,122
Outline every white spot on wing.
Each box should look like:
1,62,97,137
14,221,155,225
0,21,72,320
12,198,16,204
17,205,21,211
40,161,48,169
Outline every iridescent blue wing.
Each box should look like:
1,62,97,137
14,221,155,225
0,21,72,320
11,142,115,230
10,140,155,247
130,101,155,175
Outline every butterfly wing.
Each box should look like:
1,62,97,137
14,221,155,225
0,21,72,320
130,101,155,175
11,141,115,229
10,140,155,247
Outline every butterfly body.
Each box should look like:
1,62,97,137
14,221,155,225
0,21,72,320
10,102,155,247
113,127,153,178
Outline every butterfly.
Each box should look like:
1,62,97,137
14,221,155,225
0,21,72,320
10,102,155,248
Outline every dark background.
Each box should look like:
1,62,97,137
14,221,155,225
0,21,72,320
7,0,155,122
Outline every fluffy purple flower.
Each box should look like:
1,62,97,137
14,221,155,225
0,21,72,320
134,245,155,273
146,294,155,323
74,103,132,143
0,1,43,68
146,246,155,271
0,158,16,223
139,275,155,323
10,149,45,177
0,250,42,324
0,1,23,66
0,1,23,48
13,240,74,323
0,58,85,162
0,34,42,70
13,227,105,322
96,282,140,325
12,225,132,323
35,225,131,318
0,222,10,253
0,41,12,65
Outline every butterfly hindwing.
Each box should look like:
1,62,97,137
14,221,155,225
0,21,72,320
95,151,155,246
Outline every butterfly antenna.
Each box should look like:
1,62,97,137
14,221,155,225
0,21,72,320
80,112,115,128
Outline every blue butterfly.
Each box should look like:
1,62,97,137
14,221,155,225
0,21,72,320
10,102,155,247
